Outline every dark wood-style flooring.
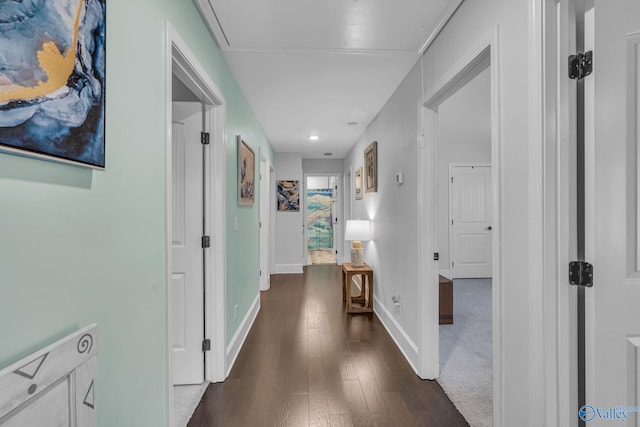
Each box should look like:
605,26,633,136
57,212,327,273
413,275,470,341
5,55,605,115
188,265,468,427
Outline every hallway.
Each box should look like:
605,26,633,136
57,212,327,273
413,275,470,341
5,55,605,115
187,266,468,426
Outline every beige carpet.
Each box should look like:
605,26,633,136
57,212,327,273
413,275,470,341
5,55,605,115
439,278,493,427
173,383,208,427
308,249,336,265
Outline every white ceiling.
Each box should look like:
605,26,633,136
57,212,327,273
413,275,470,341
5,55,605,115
195,0,463,159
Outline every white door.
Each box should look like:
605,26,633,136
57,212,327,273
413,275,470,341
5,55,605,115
450,165,492,278
171,102,205,385
580,1,640,423
259,151,270,291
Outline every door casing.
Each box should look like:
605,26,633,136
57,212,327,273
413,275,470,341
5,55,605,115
417,26,503,425
164,22,227,427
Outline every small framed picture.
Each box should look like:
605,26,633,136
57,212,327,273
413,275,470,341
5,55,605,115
237,136,255,206
355,167,363,200
365,141,378,193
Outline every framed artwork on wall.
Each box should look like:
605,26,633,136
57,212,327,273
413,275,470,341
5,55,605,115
277,180,300,211
237,136,255,206
354,167,363,200
0,0,107,169
365,141,378,193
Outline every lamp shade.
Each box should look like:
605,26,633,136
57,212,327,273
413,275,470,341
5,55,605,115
344,219,371,241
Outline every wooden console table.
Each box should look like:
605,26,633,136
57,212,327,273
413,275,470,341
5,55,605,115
342,263,374,313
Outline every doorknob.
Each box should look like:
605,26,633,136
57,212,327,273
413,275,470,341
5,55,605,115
486,226,492,231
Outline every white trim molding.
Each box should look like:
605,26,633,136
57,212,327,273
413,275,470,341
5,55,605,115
528,0,550,425
226,295,261,377
275,264,304,274
374,297,419,374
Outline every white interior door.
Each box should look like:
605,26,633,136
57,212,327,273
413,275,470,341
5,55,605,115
259,151,270,291
582,1,640,423
450,165,492,278
171,102,204,385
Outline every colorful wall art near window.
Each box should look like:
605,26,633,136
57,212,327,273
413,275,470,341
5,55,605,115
277,180,300,211
237,136,255,206
0,0,107,168
307,188,333,250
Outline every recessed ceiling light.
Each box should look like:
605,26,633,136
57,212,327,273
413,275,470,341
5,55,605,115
309,135,319,141
348,122,358,128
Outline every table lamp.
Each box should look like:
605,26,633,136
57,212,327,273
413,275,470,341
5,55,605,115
345,219,371,267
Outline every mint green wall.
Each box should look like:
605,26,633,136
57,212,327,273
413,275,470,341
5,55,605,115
0,1,272,425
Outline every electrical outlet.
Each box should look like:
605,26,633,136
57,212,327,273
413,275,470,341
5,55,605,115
392,294,401,314
234,304,238,321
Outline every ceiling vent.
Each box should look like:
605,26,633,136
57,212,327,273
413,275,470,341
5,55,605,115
324,153,332,157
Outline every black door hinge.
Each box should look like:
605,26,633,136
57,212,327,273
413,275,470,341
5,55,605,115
202,339,211,352
201,132,210,145
568,51,593,80
569,261,593,287
202,236,210,248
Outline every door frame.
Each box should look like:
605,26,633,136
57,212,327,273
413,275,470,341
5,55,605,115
416,3,573,426
417,25,504,423
259,149,271,291
535,0,578,424
344,166,353,263
164,22,227,426
303,173,342,265
448,163,492,279
270,165,276,275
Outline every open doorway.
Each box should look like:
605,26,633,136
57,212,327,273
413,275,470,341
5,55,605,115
418,32,501,427
436,66,493,427
165,24,227,427
305,175,339,265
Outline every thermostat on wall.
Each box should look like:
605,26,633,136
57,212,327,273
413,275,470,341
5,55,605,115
396,172,403,185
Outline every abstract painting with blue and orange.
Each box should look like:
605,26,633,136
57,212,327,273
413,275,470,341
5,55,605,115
0,0,106,168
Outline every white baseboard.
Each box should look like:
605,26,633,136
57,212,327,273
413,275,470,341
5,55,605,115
226,294,260,377
275,263,303,274
374,297,419,374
